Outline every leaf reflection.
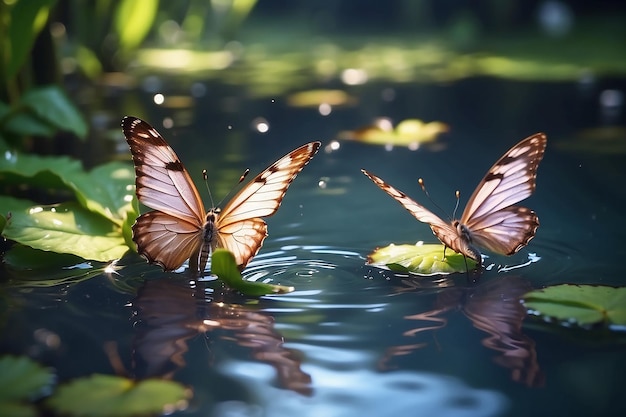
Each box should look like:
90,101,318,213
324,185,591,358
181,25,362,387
131,278,312,395
381,276,544,387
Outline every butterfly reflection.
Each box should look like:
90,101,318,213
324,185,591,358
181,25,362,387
131,278,312,395
380,276,544,387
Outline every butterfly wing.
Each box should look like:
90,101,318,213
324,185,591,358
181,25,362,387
361,170,471,254
123,116,206,270
133,212,204,271
216,141,321,268
461,133,546,255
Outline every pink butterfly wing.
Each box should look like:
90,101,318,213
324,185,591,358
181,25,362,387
216,142,321,268
123,116,205,271
133,211,204,271
461,134,546,255
361,170,463,252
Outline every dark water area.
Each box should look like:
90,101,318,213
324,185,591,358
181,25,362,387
2,72,626,417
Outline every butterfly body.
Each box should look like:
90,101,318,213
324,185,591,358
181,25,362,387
363,133,546,267
123,116,320,273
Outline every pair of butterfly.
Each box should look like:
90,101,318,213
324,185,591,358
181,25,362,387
123,116,547,274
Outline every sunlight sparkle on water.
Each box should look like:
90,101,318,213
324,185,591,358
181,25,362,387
162,117,174,128
252,117,270,133
324,140,340,154
341,68,368,85
318,103,332,116
153,93,165,105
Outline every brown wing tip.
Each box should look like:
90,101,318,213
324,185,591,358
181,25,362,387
508,209,540,255
121,115,141,132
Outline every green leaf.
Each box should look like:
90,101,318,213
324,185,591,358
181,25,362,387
3,244,85,270
2,245,122,289
19,86,88,139
5,0,57,81
46,374,190,417
0,402,36,417
114,0,159,52
2,201,128,262
67,162,137,226
0,196,36,233
0,151,83,191
0,154,136,225
368,243,477,275
211,249,294,296
0,355,54,417
3,112,56,138
0,101,13,119
0,356,54,401
523,284,626,329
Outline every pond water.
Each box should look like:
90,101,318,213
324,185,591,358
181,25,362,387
2,77,626,417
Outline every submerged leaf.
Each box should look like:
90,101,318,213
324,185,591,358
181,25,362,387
46,374,190,417
211,249,294,296
368,243,477,276
523,284,626,329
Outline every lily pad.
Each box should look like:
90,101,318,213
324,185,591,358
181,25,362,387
523,284,626,330
0,355,55,417
211,249,294,296
338,119,449,147
368,243,477,276
46,374,190,417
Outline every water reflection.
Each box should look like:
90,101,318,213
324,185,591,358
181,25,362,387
381,276,544,387
132,278,312,395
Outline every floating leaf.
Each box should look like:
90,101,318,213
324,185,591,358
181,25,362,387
368,243,477,276
0,356,54,401
339,119,449,147
46,374,190,417
2,201,128,262
286,89,355,107
0,355,55,417
3,243,84,269
523,284,626,330
211,249,294,296
1,244,110,288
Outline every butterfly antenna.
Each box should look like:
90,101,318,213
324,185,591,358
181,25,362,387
238,168,250,184
214,168,251,209
203,170,216,208
419,178,453,221
452,190,461,219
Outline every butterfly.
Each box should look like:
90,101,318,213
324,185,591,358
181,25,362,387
362,133,547,267
123,116,320,273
